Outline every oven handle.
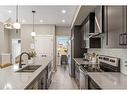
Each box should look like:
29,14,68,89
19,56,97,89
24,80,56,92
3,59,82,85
79,67,88,75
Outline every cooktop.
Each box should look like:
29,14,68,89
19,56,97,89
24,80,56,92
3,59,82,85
80,55,120,72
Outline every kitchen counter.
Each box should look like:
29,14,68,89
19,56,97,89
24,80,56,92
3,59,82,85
73,58,90,65
74,58,127,89
73,58,97,65
88,72,127,89
0,57,52,89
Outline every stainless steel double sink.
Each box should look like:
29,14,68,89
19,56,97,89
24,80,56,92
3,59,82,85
16,65,41,72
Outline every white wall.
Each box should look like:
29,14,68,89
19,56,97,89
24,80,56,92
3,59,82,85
21,24,55,52
21,24,56,70
56,26,71,36
88,48,127,74
3,29,21,53
0,22,4,54
4,29,9,53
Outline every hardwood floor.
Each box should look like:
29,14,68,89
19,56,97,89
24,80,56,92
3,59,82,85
49,65,78,89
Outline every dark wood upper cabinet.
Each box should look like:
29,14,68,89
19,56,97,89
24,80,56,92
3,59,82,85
103,6,126,48
71,26,87,58
71,26,87,77
81,24,86,48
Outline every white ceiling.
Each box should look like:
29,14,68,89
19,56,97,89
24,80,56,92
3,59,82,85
0,6,78,26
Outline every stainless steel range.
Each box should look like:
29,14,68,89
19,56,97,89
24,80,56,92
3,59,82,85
81,55,120,72
79,55,120,89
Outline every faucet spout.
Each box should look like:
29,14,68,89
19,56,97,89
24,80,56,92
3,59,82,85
19,52,31,68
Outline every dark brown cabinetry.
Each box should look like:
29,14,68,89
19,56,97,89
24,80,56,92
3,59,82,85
26,63,52,89
80,12,101,48
47,62,52,88
71,26,86,58
103,6,126,48
39,67,48,89
74,62,80,88
81,25,86,48
119,7,127,47
70,26,87,77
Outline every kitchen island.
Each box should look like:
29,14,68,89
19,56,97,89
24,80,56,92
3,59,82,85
0,57,53,89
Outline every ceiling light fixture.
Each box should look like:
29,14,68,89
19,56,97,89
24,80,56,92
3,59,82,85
40,20,43,23
22,19,26,23
62,10,66,14
13,5,21,29
8,10,12,14
31,10,36,37
62,19,65,23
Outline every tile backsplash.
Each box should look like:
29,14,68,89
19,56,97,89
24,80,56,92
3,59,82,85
88,48,127,74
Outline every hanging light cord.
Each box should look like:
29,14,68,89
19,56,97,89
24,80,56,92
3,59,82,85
32,10,35,32
16,5,18,22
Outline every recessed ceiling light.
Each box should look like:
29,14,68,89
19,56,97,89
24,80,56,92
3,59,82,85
62,10,66,14
40,20,43,23
22,19,26,23
8,10,12,14
62,19,65,23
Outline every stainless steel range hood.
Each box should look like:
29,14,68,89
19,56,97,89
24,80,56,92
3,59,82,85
89,6,103,38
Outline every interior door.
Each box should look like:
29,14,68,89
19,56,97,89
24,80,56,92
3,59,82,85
11,39,21,64
34,36,53,62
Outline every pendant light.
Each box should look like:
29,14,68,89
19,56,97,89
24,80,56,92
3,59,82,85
13,5,21,29
31,10,36,37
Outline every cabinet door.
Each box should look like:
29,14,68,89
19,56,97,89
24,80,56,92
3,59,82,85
38,69,48,89
75,63,80,88
104,6,123,48
81,25,86,48
121,7,127,48
85,21,90,48
27,80,39,89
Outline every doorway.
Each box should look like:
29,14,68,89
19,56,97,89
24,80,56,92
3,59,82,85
34,35,53,63
11,39,21,64
56,36,71,66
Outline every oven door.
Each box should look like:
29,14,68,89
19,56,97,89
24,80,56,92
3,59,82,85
79,66,88,89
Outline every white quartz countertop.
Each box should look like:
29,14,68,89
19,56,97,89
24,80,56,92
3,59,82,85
73,58,89,65
0,57,52,89
74,58,127,89
88,72,127,89
73,58,97,65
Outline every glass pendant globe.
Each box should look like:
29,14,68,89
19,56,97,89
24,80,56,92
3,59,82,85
31,32,36,37
13,22,21,29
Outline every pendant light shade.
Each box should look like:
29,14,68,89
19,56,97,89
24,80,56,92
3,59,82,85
31,31,36,36
31,10,36,37
13,5,21,29
13,22,21,29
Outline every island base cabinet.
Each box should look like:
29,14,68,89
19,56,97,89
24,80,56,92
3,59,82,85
27,68,48,89
47,62,52,88
26,63,52,89
38,69,48,89
27,80,39,89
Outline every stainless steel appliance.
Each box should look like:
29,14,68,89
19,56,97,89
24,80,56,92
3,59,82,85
79,55,120,89
98,55,120,72
79,66,88,89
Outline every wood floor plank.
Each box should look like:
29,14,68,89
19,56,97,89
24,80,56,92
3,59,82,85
49,65,78,89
